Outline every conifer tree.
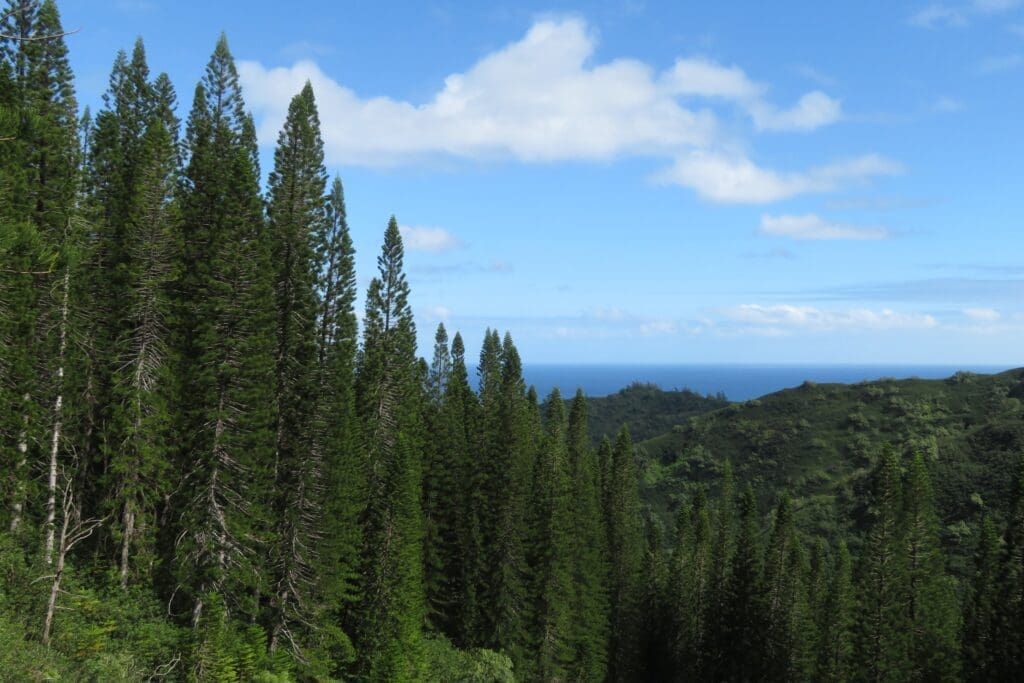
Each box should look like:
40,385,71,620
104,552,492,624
818,539,855,681
962,514,1000,681
990,453,1024,678
529,388,575,680
353,217,426,680
0,0,78,540
439,331,479,644
674,488,712,679
762,494,804,679
903,452,960,680
264,81,328,660
566,388,609,682
423,323,453,630
605,425,643,682
856,445,910,683
716,484,767,681
312,176,362,671
170,34,276,632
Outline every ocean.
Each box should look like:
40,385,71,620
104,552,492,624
519,364,1016,402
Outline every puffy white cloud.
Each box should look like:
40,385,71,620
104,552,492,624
399,225,462,252
759,213,890,240
657,152,902,203
721,304,937,332
238,18,845,170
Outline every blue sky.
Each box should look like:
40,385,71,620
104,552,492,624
59,0,1024,364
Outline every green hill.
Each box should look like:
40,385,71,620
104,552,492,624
632,368,1024,572
582,381,729,444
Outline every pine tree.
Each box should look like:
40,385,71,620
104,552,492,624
856,445,909,683
565,388,609,682
82,37,178,588
311,176,362,673
440,331,479,645
423,323,452,631
818,539,855,681
529,388,575,680
673,488,712,680
989,453,1024,678
0,0,79,542
605,425,643,682
716,483,768,681
903,452,960,680
170,34,276,631
962,514,1000,681
762,494,804,679
353,217,426,680
264,81,329,661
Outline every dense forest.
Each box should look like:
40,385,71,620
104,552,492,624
2,2,1024,680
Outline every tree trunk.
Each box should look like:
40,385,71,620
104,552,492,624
44,264,69,565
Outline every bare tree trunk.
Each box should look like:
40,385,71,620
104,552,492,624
9,393,29,532
44,264,69,565
42,478,102,645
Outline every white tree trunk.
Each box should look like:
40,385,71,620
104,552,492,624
44,265,69,565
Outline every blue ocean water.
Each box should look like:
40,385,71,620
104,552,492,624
520,364,1016,402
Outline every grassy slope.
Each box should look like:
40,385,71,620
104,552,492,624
633,368,1024,573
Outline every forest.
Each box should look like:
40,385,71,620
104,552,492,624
2,1,1024,681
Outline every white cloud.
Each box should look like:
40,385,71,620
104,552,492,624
963,307,1000,321
759,213,890,241
978,54,1024,73
639,320,678,336
909,4,968,28
238,18,845,168
721,304,938,332
658,151,903,203
749,91,842,131
973,0,1020,12
662,57,764,99
399,225,462,252
910,4,968,28
933,96,964,112
425,305,452,320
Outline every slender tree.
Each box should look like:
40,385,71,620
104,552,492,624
353,217,426,680
856,445,909,683
170,34,276,634
566,388,609,682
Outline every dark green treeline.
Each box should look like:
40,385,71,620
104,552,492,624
1,3,1023,681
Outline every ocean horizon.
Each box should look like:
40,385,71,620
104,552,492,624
518,363,1017,402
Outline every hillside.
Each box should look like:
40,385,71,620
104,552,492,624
634,368,1024,572
583,382,729,444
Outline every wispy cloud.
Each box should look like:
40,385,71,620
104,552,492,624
280,40,335,60
909,4,968,28
973,0,1021,12
800,277,1024,304
933,96,964,112
410,260,513,276
978,54,1024,73
657,152,902,203
759,213,890,241
399,225,463,252
963,307,1001,321
718,304,937,334
910,0,1019,28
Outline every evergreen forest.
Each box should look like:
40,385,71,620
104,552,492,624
2,2,1024,680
